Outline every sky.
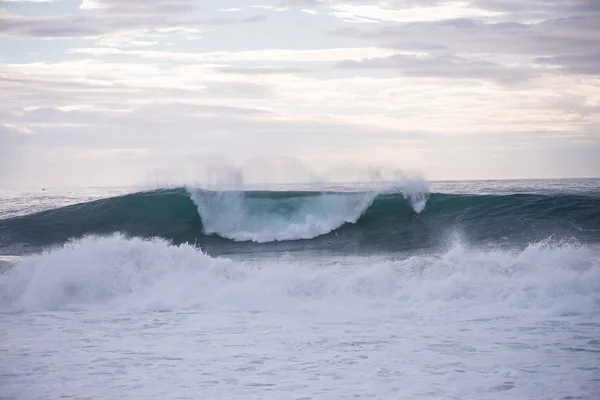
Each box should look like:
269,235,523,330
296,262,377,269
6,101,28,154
0,0,599,188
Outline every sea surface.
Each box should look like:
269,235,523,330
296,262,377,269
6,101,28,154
1,178,599,399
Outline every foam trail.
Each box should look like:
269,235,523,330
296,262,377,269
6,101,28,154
1,235,598,317
187,179,429,242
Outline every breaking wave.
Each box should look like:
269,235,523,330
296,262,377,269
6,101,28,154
1,235,598,316
187,182,428,242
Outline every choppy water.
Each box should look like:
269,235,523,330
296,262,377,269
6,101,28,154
1,179,599,399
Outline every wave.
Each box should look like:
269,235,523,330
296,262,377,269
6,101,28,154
1,235,598,315
0,185,599,254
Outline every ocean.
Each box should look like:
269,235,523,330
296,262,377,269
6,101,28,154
1,178,599,399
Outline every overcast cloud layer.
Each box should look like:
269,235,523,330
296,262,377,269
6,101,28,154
0,0,598,187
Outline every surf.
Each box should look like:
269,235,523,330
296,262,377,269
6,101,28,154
1,234,598,316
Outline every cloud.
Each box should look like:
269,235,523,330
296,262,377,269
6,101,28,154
79,0,199,14
2,0,53,2
282,0,596,19
69,46,398,63
0,7,266,40
332,16,598,56
330,11,600,82
328,2,505,23
1,54,596,134
214,66,312,75
0,11,103,38
337,53,535,84
535,53,600,75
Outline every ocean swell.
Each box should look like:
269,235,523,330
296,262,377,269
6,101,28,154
0,185,599,253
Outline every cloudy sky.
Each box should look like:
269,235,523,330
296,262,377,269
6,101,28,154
1,0,599,187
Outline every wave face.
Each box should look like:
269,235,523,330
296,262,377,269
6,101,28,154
0,186,599,254
1,235,598,314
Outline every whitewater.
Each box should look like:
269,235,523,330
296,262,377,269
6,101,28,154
187,180,428,243
1,179,599,399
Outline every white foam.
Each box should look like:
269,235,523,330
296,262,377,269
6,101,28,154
1,235,598,317
186,179,429,242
